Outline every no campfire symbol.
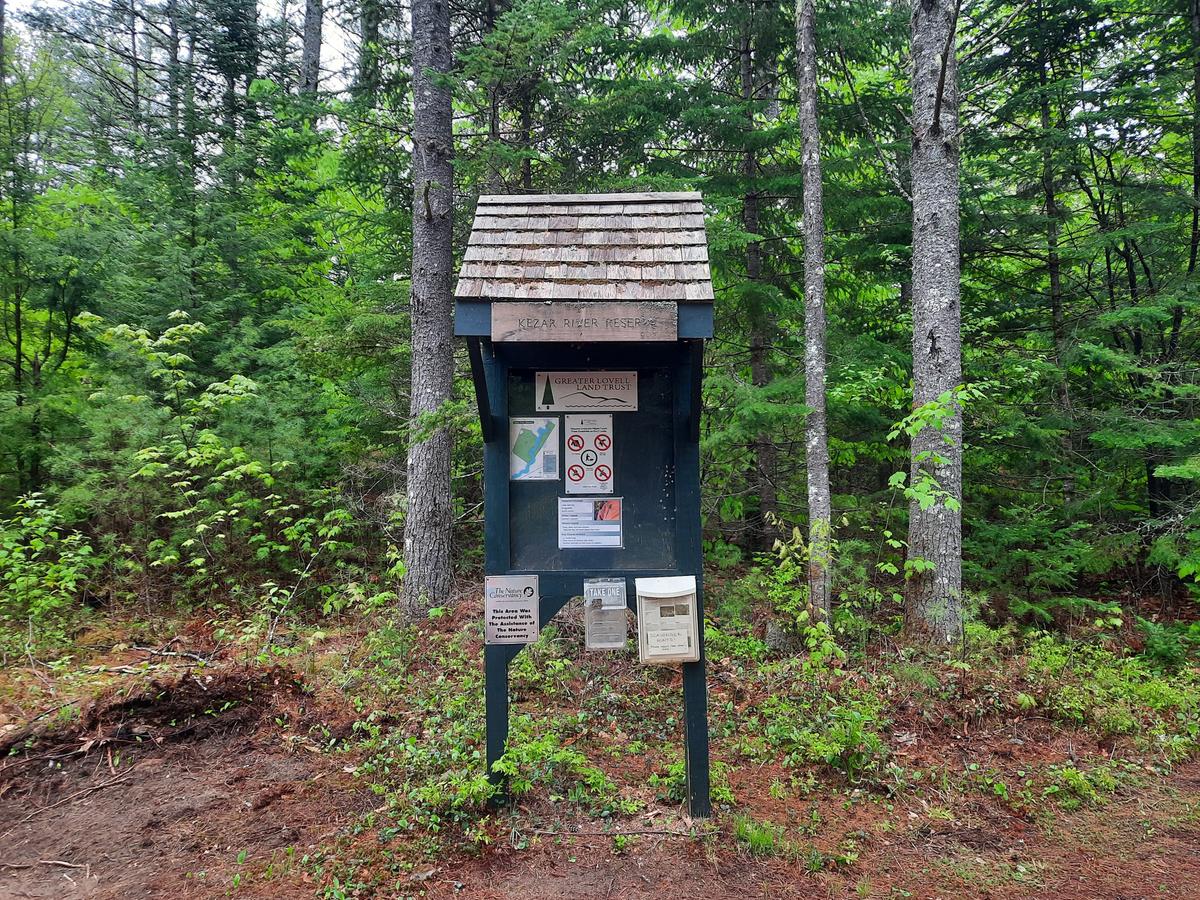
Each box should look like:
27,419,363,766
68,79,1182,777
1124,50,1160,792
564,414,614,495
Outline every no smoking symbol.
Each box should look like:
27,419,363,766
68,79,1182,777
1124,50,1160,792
567,464,585,482
594,433,611,451
567,434,585,452
594,464,612,482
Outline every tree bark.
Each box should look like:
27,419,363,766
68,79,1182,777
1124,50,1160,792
519,84,533,190
356,0,382,101
166,0,181,140
905,0,963,643
740,23,777,553
1039,48,1073,510
796,0,832,622
1190,0,1200,279
405,0,455,612
300,0,322,93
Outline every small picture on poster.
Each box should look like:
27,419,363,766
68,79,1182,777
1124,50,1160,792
557,497,623,549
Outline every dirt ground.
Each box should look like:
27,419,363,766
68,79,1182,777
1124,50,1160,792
400,759,1200,900
2,641,1199,899
0,664,366,899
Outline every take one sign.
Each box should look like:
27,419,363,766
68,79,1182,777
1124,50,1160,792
564,414,614,494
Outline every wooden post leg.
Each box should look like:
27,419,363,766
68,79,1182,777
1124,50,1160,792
682,655,711,818
485,643,511,806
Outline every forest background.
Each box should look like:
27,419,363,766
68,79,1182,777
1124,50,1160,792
3,0,1200,895
3,0,1199,656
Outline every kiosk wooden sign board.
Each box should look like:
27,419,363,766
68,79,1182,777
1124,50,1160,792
491,301,678,343
455,191,714,818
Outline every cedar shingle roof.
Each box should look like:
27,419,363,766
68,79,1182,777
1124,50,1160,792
455,192,713,303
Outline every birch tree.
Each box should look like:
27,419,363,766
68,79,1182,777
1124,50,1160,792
905,0,963,642
404,0,455,611
795,0,831,621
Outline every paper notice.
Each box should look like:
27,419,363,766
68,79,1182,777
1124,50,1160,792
557,497,623,549
564,414,613,494
644,601,694,655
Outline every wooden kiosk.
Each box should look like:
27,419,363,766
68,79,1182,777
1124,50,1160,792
454,192,714,817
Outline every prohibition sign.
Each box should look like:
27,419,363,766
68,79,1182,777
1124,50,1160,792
567,434,585,452
594,433,611,452
567,464,586,482
595,464,612,482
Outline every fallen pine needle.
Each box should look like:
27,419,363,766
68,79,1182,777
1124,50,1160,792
2,770,133,835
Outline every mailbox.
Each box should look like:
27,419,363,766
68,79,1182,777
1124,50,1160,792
455,191,714,817
635,576,700,664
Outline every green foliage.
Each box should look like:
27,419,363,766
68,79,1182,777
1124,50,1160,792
1042,763,1121,810
757,675,890,786
1023,635,1200,756
0,494,101,649
733,815,787,857
648,755,735,807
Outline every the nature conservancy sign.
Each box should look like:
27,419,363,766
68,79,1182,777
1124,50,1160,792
491,301,677,342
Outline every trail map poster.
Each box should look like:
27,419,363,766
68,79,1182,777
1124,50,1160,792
509,417,559,481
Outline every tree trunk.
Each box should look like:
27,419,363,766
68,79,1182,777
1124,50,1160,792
519,84,533,190
905,0,963,643
126,0,141,135
166,0,181,140
796,0,832,621
1039,50,1073,510
740,24,777,553
405,0,455,612
357,0,382,101
300,0,322,93
1191,0,1200,279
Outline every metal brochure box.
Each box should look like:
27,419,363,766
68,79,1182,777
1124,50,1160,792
584,577,628,650
635,576,700,664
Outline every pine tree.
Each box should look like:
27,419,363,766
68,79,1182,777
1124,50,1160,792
796,0,831,620
404,0,455,610
905,0,963,642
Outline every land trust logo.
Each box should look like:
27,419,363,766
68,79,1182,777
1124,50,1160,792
535,371,639,411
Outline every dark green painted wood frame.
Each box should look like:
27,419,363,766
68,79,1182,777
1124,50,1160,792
461,314,711,819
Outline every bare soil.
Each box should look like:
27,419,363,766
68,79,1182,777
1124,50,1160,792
1,627,1199,899
0,666,365,899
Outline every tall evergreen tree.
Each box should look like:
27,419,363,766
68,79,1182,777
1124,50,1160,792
905,0,963,642
404,0,455,609
796,0,831,620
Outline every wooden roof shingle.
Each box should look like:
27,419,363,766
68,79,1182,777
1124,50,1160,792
455,192,713,303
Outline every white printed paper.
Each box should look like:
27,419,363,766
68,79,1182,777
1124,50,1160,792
557,497,623,549
564,414,614,494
